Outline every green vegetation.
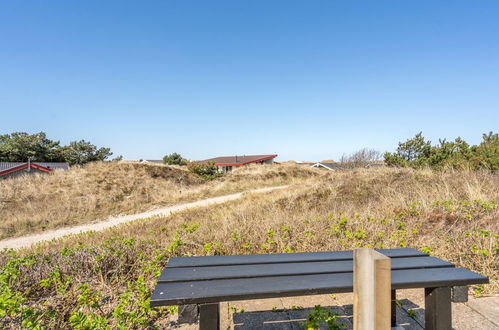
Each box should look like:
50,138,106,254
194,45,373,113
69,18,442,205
0,165,497,329
406,308,417,319
303,305,346,330
0,132,112,165
162,152,187,166
0,240,165,329
384,131,499,170
187,162,222,179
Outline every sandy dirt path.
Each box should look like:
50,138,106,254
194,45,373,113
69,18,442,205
0,185,288,250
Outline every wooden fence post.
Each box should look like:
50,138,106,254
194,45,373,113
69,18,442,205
353,248,391,330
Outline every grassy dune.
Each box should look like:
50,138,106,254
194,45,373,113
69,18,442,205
0,162,317,239
0,167,497,329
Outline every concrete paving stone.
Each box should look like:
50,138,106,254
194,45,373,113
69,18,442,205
233,311,295,329
229,298,285,312
164,314,198,329
394,305,424,330
226,301,424,329
465,296,499,328
168,291,499,329
222,298,287,330
397,290,499,330
220,302,231,330
279,293,354,309
452,300,498,330
286,305,352,330
398,298,425,328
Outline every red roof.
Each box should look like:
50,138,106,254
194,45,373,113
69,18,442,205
197,154,278,166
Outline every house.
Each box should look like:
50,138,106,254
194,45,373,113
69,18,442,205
142,160,164,164
311,162,343,171
197,154,278,172
0,161,70,180
295,161,315,166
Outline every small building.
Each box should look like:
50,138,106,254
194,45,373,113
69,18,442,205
0,162,70,180
311,162,343,171
295,161,315,166
142,160,164,164
197,154,278,172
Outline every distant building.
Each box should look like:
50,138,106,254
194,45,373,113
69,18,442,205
142,160,164,164
197,154,278,172
311,162,343,171
295,161,315,166
0,162,70,180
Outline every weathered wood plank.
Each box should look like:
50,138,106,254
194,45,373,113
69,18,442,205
158,256,453,282
150,267,488,306
167,248,427,268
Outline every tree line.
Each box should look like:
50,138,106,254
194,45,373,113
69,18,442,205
384,131,498,170
0,132,113,166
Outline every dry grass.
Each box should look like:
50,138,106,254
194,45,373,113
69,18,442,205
0,162,317,239
1,167,497,328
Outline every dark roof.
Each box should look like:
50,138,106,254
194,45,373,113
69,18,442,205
0,162,25,171
0,162,70,177
34,162,70,170
198,154,277,166
321,163,342,170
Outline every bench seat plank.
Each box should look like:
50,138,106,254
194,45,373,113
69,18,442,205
167,248,427,268
159,256,454,283
150,267,488,306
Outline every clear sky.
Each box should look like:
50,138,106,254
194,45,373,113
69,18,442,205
1,1,498,161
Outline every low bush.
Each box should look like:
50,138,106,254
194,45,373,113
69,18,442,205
187,162,223,179
0,167,497,328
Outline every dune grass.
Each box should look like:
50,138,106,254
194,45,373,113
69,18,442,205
0,167,497,329
0,162,317,239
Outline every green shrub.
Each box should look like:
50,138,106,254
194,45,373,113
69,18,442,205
384,131,498,170
187,162,222,179
162,152,188,166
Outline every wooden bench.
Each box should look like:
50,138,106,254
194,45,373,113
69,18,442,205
150,248,489,330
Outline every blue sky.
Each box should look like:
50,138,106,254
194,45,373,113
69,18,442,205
1,1,498,161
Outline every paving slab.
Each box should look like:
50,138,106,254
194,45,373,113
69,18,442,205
396,289,499,330
465,296,499,327
233,311,296,329
164,291,499,329
452,301,498,330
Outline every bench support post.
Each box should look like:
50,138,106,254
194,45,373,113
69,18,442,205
425,287,451,330
199,303,219,330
